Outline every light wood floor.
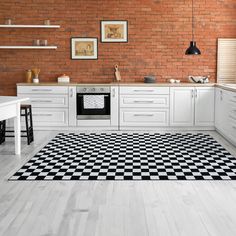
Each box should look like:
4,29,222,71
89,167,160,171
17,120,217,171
0,130,236,236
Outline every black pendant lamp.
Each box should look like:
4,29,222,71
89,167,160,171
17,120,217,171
185,0,201,55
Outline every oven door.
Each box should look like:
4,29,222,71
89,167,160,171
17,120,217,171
77,93,111,120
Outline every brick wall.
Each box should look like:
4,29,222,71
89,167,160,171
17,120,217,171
0,0,236,95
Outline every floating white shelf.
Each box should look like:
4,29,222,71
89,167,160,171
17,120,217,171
0,46,57,49
0,24,60,28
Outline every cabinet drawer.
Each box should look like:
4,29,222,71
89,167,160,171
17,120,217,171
120,95,169,108
120,86,169,95
120,109,169,126
32,108,68,126
17,86,68,94
18,94,68,108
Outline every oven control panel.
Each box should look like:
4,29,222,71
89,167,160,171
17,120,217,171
77,86,110,94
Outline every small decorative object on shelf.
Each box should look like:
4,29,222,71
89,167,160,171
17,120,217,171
32,68,40,83
25,70,32,83
44,20,50,25
57,74,70,83
40,40,48,46
5,18,12,25
169,79,181,83
33,39,40,46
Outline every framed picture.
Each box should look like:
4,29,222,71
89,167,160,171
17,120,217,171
101,20,128,43
71,37,98,60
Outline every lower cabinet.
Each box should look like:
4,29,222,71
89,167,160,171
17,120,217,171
170,87,215,127
17,85,69,127
195,87,215,126
170,87,194,126
119,86,170,127
215,88,236,145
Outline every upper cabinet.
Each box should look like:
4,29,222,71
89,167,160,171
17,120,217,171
217,38,236,84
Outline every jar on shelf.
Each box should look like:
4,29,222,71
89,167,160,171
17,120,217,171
25,70,32,83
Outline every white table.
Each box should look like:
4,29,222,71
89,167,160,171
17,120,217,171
0,96,29,155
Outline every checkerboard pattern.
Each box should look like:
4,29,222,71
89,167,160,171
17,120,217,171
10,133,236,181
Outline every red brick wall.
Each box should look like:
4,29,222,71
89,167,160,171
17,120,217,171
0,0,236,95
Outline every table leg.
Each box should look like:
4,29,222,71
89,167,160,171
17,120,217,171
14,103,21,155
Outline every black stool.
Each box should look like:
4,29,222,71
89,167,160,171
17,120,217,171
3,104,34,145
0,120,6,144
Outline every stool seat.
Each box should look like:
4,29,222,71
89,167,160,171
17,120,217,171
21,104,31,109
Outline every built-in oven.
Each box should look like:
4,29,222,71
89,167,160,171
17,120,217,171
77,86,111,120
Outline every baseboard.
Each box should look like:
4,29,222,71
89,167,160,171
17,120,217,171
33,126,215,132
215,128,236,147
119,126,215,131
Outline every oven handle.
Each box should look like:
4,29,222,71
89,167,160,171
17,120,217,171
77,94,109,97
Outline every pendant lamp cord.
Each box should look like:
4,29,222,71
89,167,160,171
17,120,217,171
192,0,194,41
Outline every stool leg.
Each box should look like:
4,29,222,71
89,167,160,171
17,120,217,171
0,120,6,144
29,106,34,143
24,108,31,145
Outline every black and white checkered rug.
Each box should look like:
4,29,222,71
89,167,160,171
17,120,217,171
10,133,236,181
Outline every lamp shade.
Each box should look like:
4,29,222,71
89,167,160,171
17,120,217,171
185,41,201,55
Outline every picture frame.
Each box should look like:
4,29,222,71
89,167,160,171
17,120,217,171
71,37,98,60
100,20,128,43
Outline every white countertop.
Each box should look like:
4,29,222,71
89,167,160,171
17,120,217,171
16,82,236,92
0,96,29,107
216,83,236,92
17,82,216,87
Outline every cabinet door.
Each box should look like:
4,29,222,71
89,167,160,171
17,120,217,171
170,87,194,126
68,86,77,126
110,86,119,127
225,90,236,145
215,88,224,130
195,88,215,126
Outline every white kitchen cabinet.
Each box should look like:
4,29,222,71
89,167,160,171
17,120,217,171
68,86,77,126
110,86,119,127
17,85,69,127
215,88,236,145
195,88,215,126
170,87,215,127
170,87,195,126
119,86,170,127
215,88,226,131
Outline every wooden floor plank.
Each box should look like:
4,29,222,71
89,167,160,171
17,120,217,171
0,130,236,236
